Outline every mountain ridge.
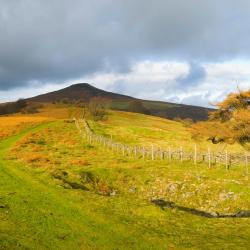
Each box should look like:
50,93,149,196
27,83,213,121
27,83,135,103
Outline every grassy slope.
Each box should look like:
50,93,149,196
109,100,176,110
109,99,210,121
1,123,170,250
0,111,250,249
89,110,245,153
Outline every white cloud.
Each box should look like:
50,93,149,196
1,60,249,107
82,60,249,107
0,82,69,103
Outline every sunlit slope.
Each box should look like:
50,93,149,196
0,116,51,140
89,110,245,153
1,115,249,249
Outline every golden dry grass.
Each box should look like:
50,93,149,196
0,116,51,139
29,103,81,119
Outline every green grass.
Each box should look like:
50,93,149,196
1,113,250,249
109,100,177,112
88,110,246,153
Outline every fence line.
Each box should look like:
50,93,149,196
74,118,249,175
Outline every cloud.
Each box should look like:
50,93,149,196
0,60,249,107
1,0,250,90
83,60,250,107
177,62,206,88
0,0,249,106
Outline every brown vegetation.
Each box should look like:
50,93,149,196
192,89,250,149
0,99,27,115
128,100,151,115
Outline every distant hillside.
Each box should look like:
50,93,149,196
28,83,134,103
27,83,213,121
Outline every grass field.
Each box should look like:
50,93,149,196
89,110,245,153
0,110,249,249
0,116,51,140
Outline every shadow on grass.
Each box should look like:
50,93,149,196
151,199,250,218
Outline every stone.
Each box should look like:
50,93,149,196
210,211,219,217
129,187,136,193
166,183,179,193
235,210,250,218
109,190,116,196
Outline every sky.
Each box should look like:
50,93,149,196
0,0,250,107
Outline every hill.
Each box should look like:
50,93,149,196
27,83,213,121
28,83,134,103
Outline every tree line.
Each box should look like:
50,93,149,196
0,99,41,115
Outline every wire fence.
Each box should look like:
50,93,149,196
74,118,249,175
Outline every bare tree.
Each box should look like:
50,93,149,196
128,100,151,115
89,97,110,121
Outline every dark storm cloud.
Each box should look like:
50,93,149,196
1,0,250,90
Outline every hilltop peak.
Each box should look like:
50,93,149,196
28,82,133,103
68,83,95,89
27,82,212,121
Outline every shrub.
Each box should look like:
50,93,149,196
0,99,27,115
89,97,109,121
191,89,250,149
128,100,151,115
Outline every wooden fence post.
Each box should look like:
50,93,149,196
246,154,249,177
128,146,131,157
225,150,228,170
160,147,163,160
75,119,248,169
194,144,197,166
180,146,183,162
208,147,211,168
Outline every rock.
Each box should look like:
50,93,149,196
109,190,116,196
129,187,136,193
151,199,175,209
166,183,179,194
235,210,250,218
210,211,219,217
219,192,233,201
